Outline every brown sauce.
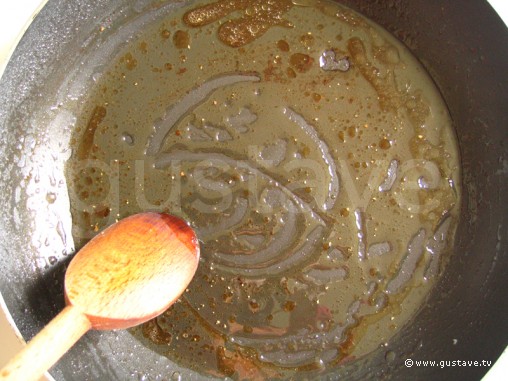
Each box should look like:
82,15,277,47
66,0,461,379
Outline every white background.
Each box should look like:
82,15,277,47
0,1,506,381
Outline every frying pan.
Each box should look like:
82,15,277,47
0,0,506,380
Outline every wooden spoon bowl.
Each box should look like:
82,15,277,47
0,213,200,381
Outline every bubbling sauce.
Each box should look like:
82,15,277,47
66,0,460,379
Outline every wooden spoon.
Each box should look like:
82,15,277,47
0,212,200,381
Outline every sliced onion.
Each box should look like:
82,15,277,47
213,206,297,266
203,124,232,141
368,241,391,257
190,163,239,193
237,233,266,248
185,123,212,141
259,350,317,367
155,151,327,276
226,107,258,133
365,281,377,296
303,266,348,285
378,159,398,192
196,197,248,238
386,229,426,294
261,188,286,208
231,299,360,366
219,225,325,277
354,208,367,260
283,107,339,211
326,247,345,262
191,176,230,193
424,216,452,280
146,73,260,155
154,151,324,225
319,50,350,72
267,225,325,273
259,139,287,167
374,293,388,310
265,225,325,274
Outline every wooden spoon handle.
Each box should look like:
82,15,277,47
0,306,91,381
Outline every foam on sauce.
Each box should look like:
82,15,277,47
66,0,461,378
